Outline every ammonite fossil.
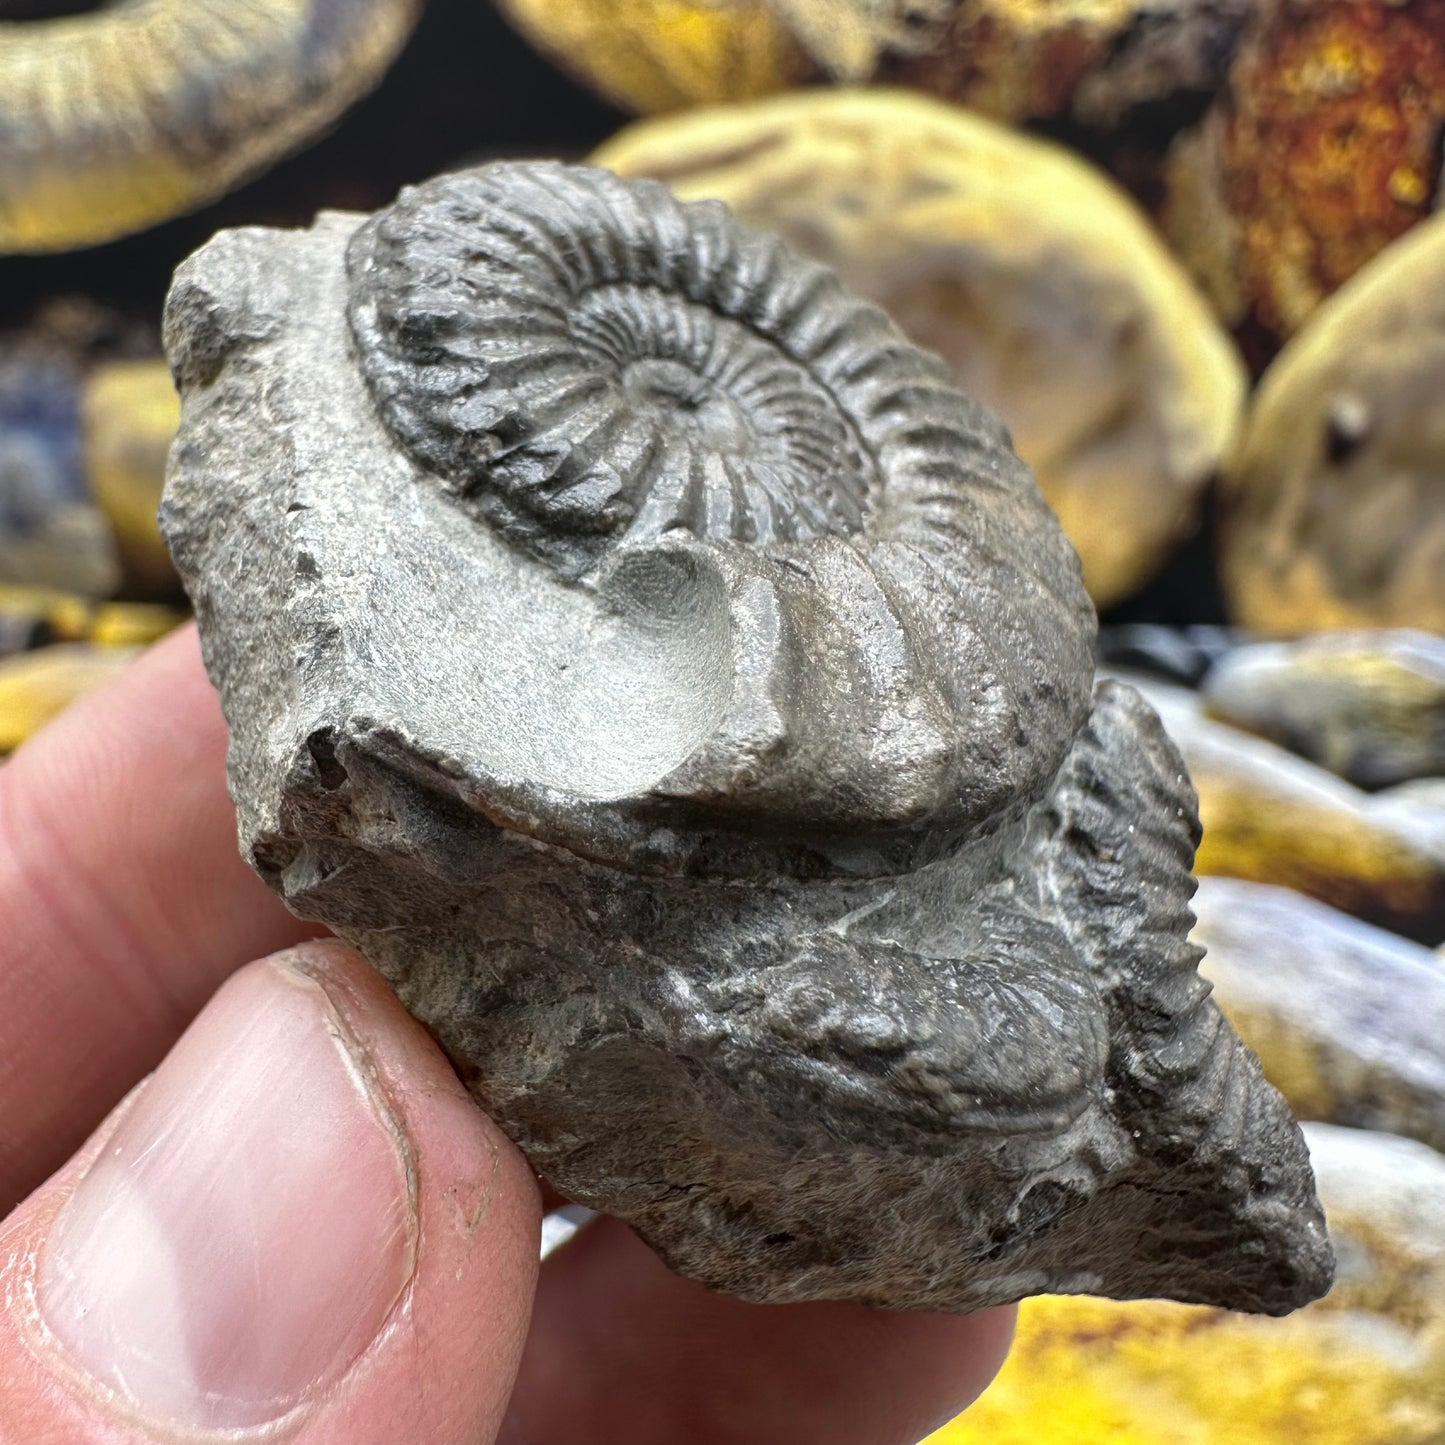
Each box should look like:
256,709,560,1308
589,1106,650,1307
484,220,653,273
161,160,1333,1312
0,0,422,253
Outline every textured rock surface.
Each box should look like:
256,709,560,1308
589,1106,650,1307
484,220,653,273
1122,673,1445,942
595,90,1245,608
1192,877,1445,1153
162,160,1330,1313
1220,212,1445,634
926,1123,1445,1445
1202,630,1445,790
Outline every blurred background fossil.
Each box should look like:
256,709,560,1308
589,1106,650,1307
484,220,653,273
0,0,425,253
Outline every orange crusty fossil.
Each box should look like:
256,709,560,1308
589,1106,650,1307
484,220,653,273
1164,0,1445,344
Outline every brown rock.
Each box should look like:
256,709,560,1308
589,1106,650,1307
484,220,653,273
1164,0,1445,345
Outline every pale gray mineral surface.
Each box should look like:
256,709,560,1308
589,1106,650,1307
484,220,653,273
161,161,1333,1313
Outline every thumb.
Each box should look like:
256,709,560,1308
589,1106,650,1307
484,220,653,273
0,942,540,1444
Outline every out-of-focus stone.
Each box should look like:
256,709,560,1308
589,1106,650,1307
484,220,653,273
83,360,181,600
86,603,184,648
1120,673,1445,941
1192,876,1445,1151
1163,0,1445,345
493,0,807,113
0,583,183,650
1098,624,1240,689
0,582,90,644
0,359,120,598
927,1123,1445,1445
0,0,423,253
1202,631,1445,789
1376,780,1445,855
891,0,1251,129
1219,212,1445,634
0,612,45,659
595,90,1246,606
497,0,1252,137
0,643,140,754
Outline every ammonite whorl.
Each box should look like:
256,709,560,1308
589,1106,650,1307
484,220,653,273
161,163,1331,1315
347,163,884,570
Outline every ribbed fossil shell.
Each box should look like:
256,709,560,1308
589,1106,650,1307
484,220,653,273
340,162,1096,872
161,162,1332,1314
0,0,422,253
348,165,884,569
593,89,1246,608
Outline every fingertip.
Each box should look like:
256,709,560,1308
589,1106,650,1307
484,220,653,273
514,1214,1015,1445
0,943,540,1444
273,941,543,1441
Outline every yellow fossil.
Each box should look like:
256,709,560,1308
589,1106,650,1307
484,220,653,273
0,0,423,254
1220,210,1445,634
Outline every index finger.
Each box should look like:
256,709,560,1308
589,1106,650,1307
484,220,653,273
0,625,317,1212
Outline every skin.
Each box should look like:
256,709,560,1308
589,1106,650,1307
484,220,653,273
0,625,1014,1444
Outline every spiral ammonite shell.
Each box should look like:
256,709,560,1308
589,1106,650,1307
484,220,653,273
161,162,1332,1315
340,162,1097,873
348,164,884,568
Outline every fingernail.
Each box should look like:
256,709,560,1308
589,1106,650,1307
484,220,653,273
37,958,415,1428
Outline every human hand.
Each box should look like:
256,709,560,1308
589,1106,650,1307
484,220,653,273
0,626,1014,1444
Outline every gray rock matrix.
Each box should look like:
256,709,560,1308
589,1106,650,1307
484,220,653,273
161,161,1332,1313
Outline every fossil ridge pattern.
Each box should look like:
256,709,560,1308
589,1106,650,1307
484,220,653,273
161,160,1332,1313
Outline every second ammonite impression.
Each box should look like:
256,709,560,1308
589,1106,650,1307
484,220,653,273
161,161,1333,1314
